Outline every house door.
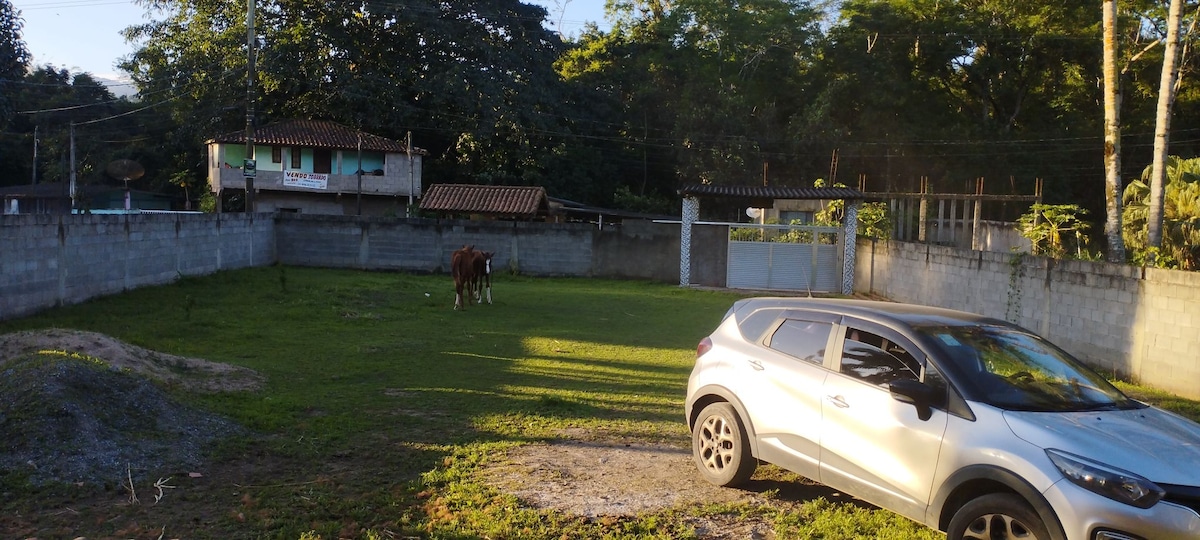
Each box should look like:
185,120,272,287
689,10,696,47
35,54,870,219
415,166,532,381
313,149,332,174
726,224,843,293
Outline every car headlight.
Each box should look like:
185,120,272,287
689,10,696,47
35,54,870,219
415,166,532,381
1046,449,1165,509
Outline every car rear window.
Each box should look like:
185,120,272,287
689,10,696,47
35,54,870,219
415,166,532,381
767,319,832,364
737,308,783,342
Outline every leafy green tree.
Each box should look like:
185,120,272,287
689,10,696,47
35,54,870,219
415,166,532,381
122,0,585,197
1123,156,1200,269
0,0,29,126
561,0,824,202
1,66,157,196
1017,203,1094,259
812,0,1104,198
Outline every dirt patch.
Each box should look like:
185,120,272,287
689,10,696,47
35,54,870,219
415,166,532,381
478,438,861,539
0,328,264,393
480,440,765,516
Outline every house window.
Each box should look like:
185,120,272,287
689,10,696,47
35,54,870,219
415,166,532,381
271,146,282,163
290,147,302,169
314,149,332,174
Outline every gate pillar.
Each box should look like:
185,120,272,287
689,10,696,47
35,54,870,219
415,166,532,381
681,196,699,286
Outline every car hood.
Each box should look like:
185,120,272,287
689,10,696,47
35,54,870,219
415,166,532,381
1004,406,1200,485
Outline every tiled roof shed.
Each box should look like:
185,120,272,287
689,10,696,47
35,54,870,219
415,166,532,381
208,119,427,154
420,184,550,219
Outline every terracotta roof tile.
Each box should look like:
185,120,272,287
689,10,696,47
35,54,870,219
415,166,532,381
420,184,549,217
208,119,426,154
678,184,864,200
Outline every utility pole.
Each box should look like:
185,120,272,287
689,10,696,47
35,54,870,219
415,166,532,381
243,0,257,213
31,125,38,185
356,131,363,216
69,123,77,212
407,131,414,216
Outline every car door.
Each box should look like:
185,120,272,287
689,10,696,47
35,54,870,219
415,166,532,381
818,321,950,523
739,311,839,480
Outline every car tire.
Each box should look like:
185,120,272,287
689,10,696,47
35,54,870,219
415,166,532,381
692,402,756,487
947,493,1051,540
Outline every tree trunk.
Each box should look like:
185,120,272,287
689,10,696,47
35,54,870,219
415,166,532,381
1148,0,1186,249
1102,0,1126,263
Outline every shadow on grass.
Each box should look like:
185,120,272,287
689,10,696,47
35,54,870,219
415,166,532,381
0,267,753,538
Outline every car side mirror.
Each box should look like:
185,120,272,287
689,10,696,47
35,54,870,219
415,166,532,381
889,379,934,421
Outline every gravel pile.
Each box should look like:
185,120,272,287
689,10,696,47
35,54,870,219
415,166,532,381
0,352,247,486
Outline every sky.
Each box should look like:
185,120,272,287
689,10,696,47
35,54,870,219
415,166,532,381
11,0,612,91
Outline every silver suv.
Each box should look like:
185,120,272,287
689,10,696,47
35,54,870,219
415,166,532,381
685,298,1200,540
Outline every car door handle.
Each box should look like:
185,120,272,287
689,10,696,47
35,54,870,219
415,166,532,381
747,359,765,371
825,395,849,408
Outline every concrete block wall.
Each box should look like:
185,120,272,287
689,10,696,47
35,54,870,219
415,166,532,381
274,214,680,279
1,213,275,321
855,238,1200,399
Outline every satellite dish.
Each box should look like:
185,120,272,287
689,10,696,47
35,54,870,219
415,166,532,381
106,159,145,183
745,207,762,219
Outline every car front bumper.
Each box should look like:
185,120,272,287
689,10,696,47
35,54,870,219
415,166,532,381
1043,479,1200,540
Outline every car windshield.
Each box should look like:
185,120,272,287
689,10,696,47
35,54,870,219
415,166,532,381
918,324,1143,412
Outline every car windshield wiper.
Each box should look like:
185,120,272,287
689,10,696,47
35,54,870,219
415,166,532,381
1074,402,1127,412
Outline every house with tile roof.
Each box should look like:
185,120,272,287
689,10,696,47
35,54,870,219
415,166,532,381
207,120,427,216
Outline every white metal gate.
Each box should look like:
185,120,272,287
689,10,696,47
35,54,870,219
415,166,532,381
727,224,843,292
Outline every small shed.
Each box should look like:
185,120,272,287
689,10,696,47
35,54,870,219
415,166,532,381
420,184,551,220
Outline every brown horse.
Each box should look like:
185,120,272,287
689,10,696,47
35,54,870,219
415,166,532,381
470,250,494,304
451,245,475,310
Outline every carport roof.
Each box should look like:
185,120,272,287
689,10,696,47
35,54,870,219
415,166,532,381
678,184,864,200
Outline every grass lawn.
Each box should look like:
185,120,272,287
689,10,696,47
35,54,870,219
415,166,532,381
0,266,1195,539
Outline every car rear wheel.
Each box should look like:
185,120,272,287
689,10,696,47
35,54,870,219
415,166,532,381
692,402,756,487
947,493,1050,540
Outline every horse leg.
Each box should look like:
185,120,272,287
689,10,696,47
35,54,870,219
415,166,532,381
484,259,492,304
454,280,463,310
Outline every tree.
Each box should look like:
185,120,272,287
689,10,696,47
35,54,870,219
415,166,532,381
0,0,30,128
814,0,1104,201
1103,0,1127,263
561,0,824,202
122,0,578,196
1017,203,1094,259
1147,0,1186,251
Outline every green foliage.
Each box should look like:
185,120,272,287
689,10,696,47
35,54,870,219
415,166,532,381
1122,156,1200,269
612,185,678,215
1016,203,1093,259
858,202,893,239
198,191,217,213
0,66,158,194
0,0,31,127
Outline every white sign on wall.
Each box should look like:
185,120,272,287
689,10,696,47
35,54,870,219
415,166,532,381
283,171,329,189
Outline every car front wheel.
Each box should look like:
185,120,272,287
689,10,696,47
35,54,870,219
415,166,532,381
947,493,1051,540
691,402,756,487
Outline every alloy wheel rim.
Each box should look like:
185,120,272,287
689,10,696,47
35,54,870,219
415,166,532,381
962,513,1038,540
699,415,735,473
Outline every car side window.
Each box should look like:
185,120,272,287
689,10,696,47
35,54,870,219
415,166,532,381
840,328,922,387
767,319,832,364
